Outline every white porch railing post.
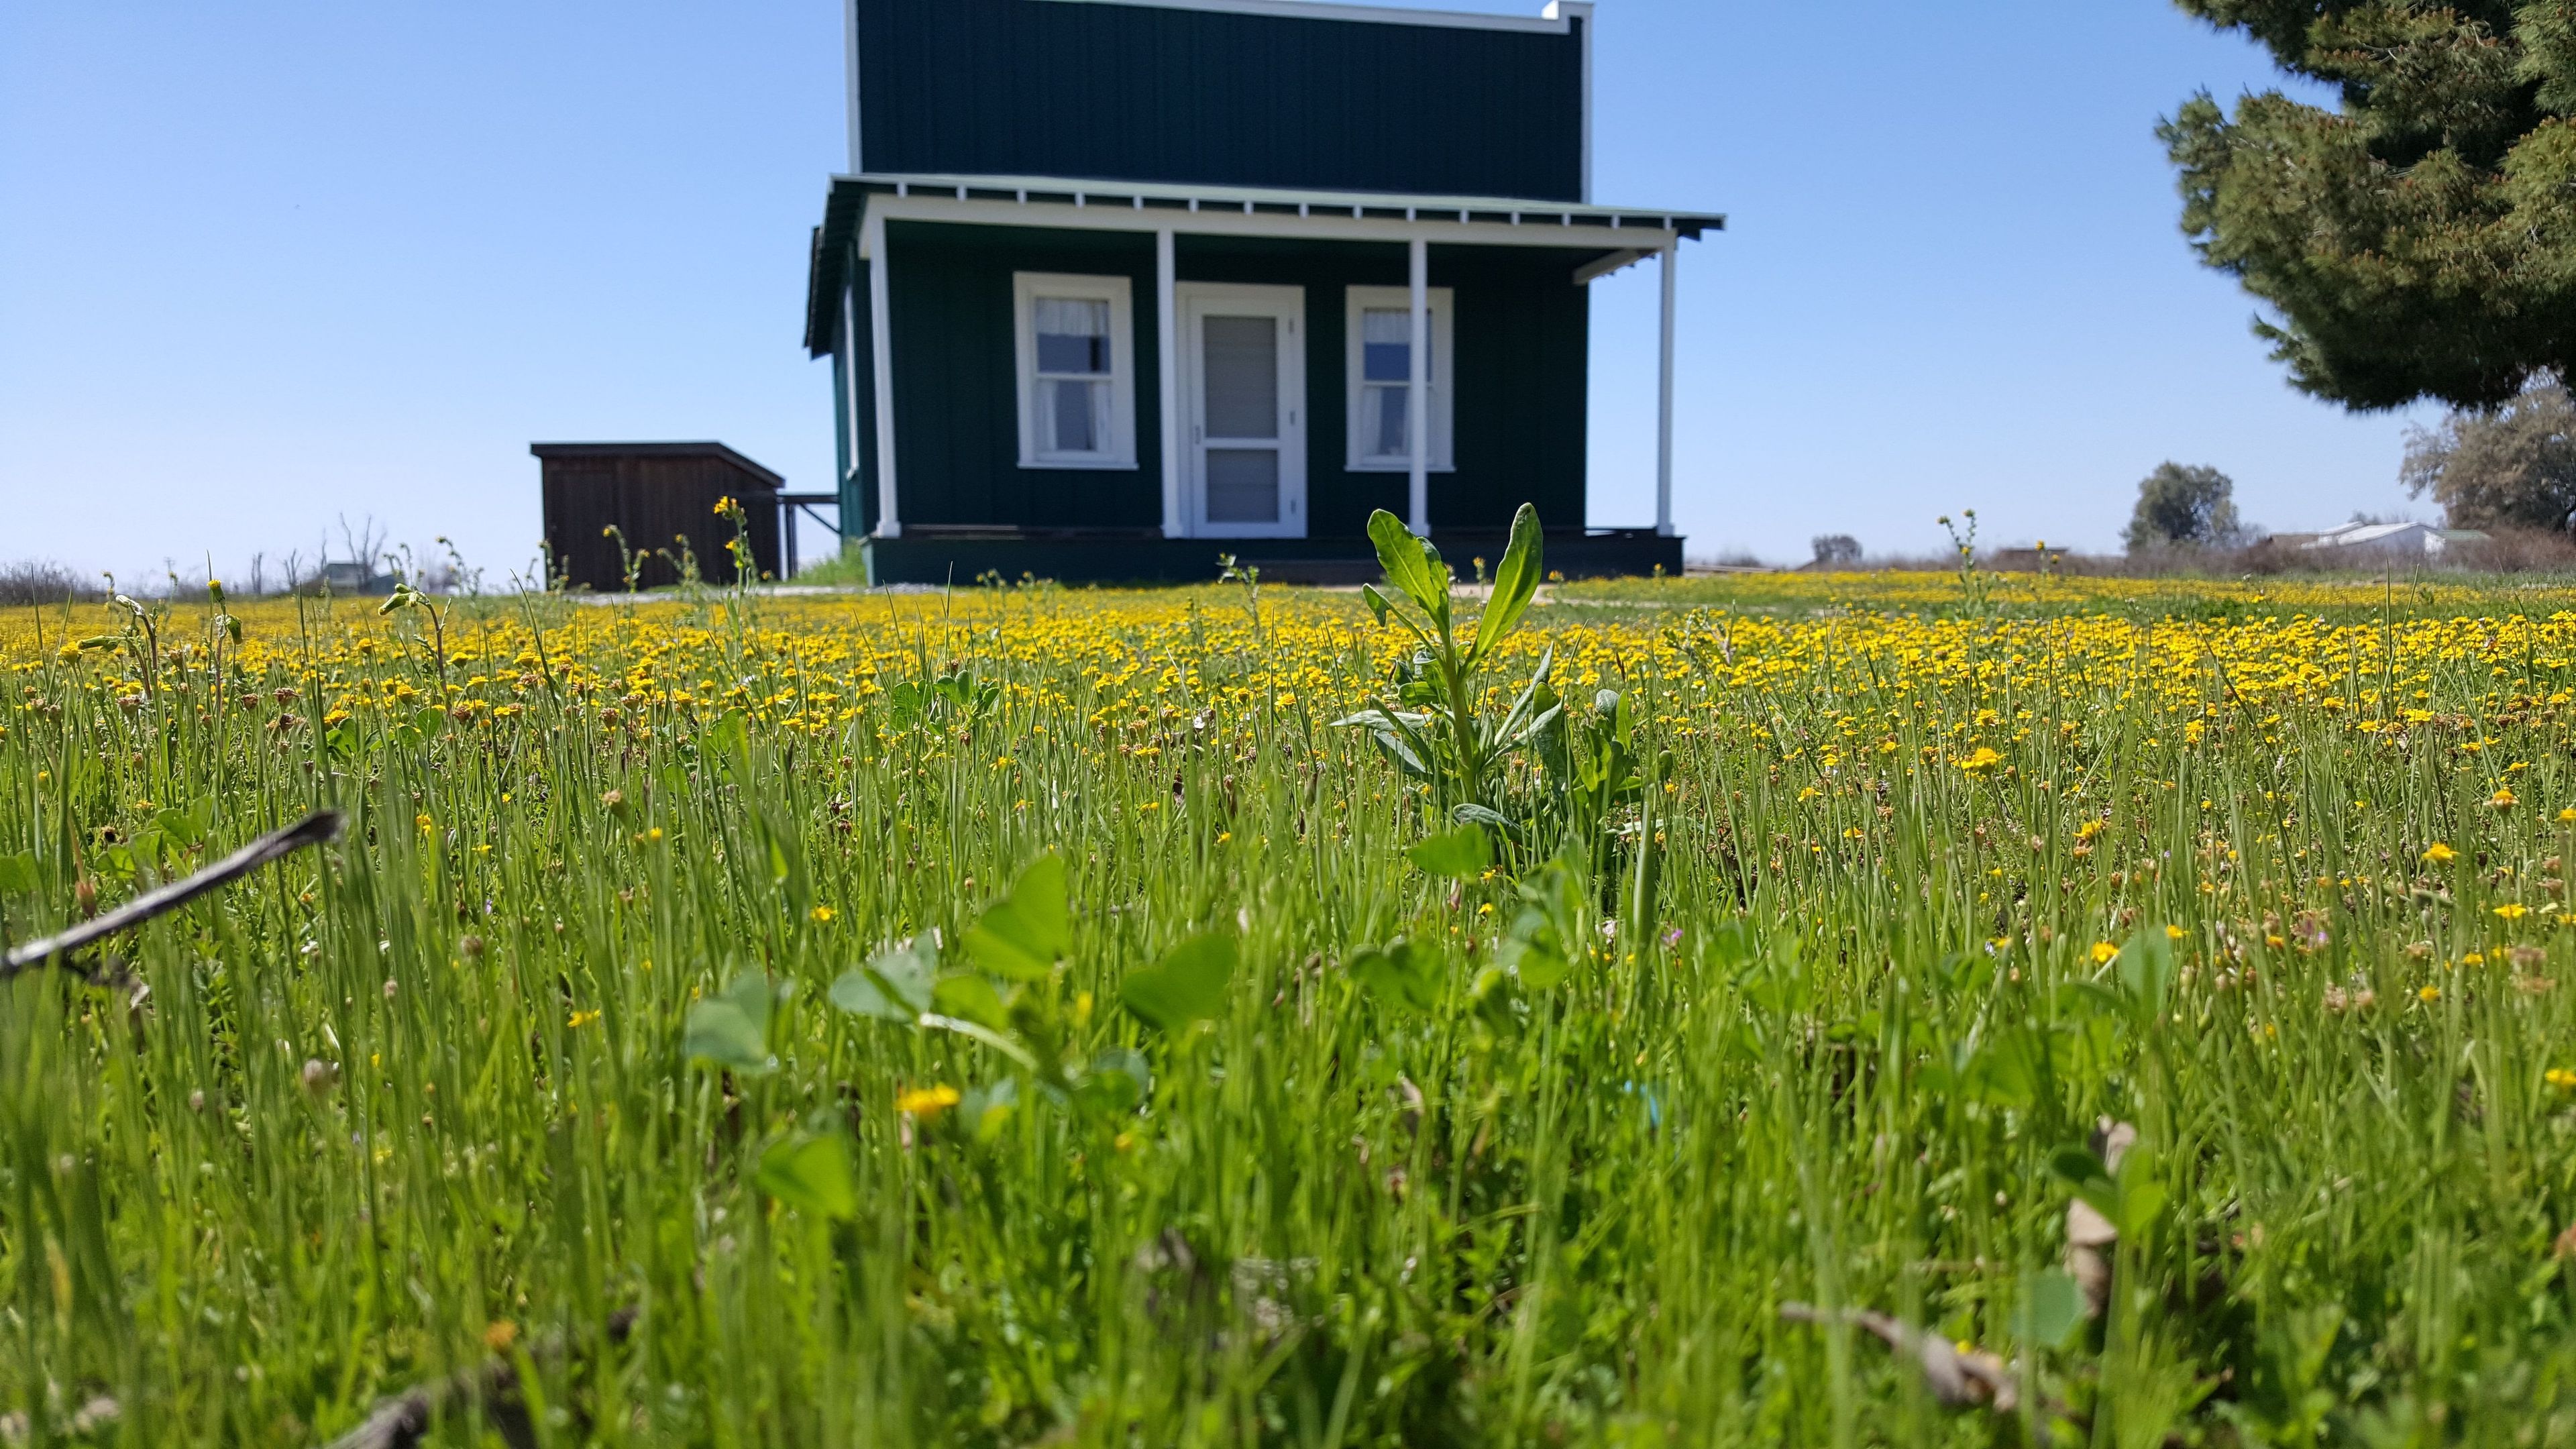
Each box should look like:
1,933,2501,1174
1656,239,1676,538
1157,228,1183,539
866,209,900,539
1408,235,1430,537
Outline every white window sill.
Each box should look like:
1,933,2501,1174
1348,461,1458,474
1017,456,1139,471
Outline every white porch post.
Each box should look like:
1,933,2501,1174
1157,228,1183,539
1407,235,1430,537
865,210,900,539
841,282,862,503
1656,239,1676,538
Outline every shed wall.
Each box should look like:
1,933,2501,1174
540,455,782,590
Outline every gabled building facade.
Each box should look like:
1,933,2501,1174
804,0,1718,584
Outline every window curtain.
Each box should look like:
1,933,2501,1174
1034,297,1114,455
1359,307,1426,461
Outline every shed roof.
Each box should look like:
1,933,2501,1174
529,442,785,488
804,172,1723,354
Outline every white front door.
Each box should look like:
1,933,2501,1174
1179,284,1305,538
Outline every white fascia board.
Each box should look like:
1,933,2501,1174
840,173,1721,237
864,190,1685,252
1036,0,1572,34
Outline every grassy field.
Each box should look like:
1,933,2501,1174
8,533,2576,1446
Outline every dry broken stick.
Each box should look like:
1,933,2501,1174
1779,1301,2021,1411
0,811,341,983
322,1308,637,1449
2066,1118,2138,1318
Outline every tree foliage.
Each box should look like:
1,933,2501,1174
2125,462,2250,552
2401,374,2576,530
2161,1,2576,410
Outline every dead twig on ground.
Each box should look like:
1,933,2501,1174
1780,1301,2021,1411
1,812,341,982
321,1307,637,1449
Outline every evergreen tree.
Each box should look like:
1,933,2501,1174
2161,2,2576,410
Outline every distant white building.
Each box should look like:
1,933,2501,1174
2285,521,2488,559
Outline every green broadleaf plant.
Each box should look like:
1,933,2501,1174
1347,938,1444,1015
755,1132,858,1220
1335,502,1558,833
829,938,936,1022
685,973,775,1076
0,852,40,896
963,853,1069,981
1119,931,1238,1032
1405,824,1492,879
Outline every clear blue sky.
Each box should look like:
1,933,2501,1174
0,0,2428,582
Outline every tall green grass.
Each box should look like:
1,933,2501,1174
5,572,2576,1446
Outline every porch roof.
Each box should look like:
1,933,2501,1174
803,170,1723,355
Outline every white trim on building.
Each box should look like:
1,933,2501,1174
1036,0,1578,35
1344,284,1453,474
1012,272,1140,470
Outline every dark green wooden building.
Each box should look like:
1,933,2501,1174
803,0,1719,584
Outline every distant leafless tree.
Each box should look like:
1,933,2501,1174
1811,534,1862,566
0,561,101,606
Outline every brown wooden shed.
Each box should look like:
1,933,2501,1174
534,443,784,591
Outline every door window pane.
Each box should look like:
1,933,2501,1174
1202,315,1279,439
1205,448,1279,523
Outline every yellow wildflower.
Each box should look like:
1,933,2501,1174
896,1085,961,1119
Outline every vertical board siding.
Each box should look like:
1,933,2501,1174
540,455,782,591
886,223,1165,531
855,0,1583,202
884,225,1589,536
1175,236,1587,537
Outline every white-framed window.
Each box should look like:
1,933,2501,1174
1014,272,1137,469
1344,285,1454,472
